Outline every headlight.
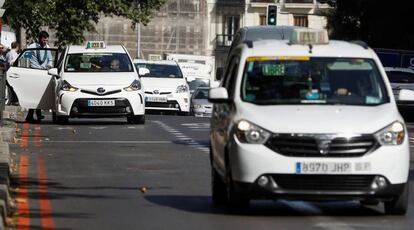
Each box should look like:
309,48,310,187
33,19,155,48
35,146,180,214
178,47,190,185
194,104,202,109
124,79,142,91
374,121,405,145
235,120,271,144
60,80,78,92
176,85,189,93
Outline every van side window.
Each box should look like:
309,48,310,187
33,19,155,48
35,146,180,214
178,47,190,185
223,56,239,98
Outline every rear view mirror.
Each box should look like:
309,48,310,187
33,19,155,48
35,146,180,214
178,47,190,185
209,87,230,103
48,68,59,79
138,67,150,76
398,89,414,101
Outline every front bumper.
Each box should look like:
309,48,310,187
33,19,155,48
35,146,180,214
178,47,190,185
228,135,410,192
193,107,212,117
57,91,145,117
233,178,406,201
145,93,190,112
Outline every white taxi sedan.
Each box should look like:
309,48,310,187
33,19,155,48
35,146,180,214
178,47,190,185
7,41,145,124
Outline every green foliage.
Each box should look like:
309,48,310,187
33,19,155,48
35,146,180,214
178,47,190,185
3,0,166,46
327,0,414,49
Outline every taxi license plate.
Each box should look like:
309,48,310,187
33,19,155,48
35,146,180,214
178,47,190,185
146,96,167,103
87,100,115,107
296,162,351,174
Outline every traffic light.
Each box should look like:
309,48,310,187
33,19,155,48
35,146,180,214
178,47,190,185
267,4,277,26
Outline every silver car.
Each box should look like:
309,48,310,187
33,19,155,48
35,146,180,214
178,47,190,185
190,87,212,117
385,67,414,108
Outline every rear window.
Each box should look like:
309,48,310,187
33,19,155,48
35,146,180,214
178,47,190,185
386,70,414,83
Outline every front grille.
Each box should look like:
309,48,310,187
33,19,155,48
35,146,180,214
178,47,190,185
145,91,172,95
265,134,378,157
71,98,131,115
146,100,180,109
271,174,376,191
81,89,122,96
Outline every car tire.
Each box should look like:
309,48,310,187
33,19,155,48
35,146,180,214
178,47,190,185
211,166,227,206
225,162,249,210
56,115,69,124
127,115,145,124
384,183,408,215
179,111,190,116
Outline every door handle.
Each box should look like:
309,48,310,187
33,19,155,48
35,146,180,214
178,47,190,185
9,74,20,78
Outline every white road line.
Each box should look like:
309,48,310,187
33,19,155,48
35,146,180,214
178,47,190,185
34,140,172,144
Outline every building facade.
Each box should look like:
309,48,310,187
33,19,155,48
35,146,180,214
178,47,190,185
210,0,332,72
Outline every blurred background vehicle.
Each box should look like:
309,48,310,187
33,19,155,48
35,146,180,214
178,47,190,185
190,87,211,117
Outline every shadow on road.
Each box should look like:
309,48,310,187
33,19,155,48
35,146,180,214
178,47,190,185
144,195,386,217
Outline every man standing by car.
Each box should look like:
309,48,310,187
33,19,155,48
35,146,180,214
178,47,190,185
6,41,20,66
25,31,54,122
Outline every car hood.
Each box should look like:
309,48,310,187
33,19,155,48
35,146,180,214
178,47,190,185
62,73,137,87
141,77,187,91
237,103,402,134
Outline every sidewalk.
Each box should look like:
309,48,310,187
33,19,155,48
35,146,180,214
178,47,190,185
0,106,25,229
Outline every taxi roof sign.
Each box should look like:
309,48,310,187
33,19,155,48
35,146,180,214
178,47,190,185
289,28,329,45
86,41,106,49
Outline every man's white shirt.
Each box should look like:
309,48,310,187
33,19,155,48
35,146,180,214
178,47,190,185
6,49,19,65
27,43,53,69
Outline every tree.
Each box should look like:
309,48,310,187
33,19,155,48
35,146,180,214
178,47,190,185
3,0,166,46
326,0,414,49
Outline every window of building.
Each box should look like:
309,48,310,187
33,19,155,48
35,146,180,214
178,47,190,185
260,15,267,26
294,15,308,27
224,15,240,42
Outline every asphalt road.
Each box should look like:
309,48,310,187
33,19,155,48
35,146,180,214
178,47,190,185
11,115,414,230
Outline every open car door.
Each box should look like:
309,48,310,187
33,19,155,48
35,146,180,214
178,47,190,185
7,48,58,110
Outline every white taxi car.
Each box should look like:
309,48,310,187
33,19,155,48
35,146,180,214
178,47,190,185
7,41,145,124
209,28,411,215
134,60,190,115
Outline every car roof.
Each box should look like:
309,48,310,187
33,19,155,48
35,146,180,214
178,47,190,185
133,60,178,66
242,40,376,59
239,26,300,42
68,45,127,54
384,67,414,73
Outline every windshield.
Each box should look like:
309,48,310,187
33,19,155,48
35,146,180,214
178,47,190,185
189,79,210,92
135,63,183,78
193,88,209,99
65,53,133,72
386,70,414,83
241,57,388,106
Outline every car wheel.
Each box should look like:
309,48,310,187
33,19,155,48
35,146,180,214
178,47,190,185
180,111,190,116
212,165,227,206
127,115,145,124
56,115,69,124
225,162,249,210
384,183,408,215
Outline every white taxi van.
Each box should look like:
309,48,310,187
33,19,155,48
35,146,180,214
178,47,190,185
134,60,190,115
209,28,412,215
7,41,145,124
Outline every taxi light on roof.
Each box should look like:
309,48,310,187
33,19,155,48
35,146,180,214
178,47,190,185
86,41,106,49
289,28,329,45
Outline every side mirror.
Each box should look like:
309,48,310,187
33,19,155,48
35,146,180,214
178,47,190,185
209,87,230,103
398,89,414,101
138,67,150,76
48,68,59,78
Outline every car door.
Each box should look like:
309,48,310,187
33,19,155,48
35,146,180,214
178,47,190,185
211,56,239,174
7,48,58,110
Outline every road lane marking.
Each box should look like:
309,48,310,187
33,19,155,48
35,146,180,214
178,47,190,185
20,123,29,149
31,140,172,144
37,156,55,230
17,155,30,230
